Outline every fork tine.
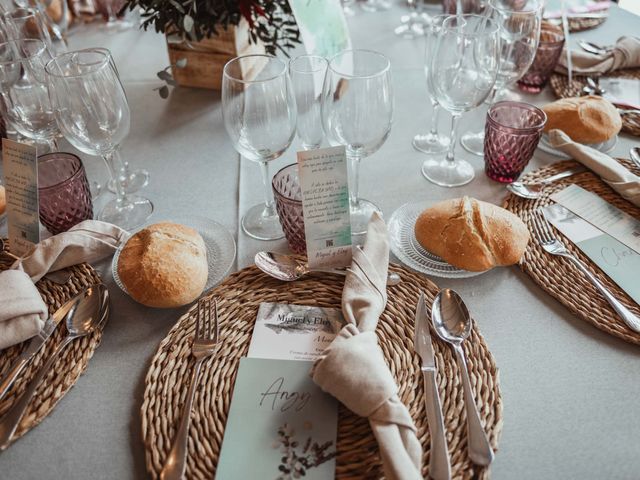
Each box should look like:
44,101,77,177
195,299,203,339
537,210,556,243
213,299,219,343
204,297,211,339
530,211,545,243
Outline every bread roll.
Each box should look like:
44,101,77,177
0,185,5,216
542,96,621,144
414,197,529,272
117,222,208,308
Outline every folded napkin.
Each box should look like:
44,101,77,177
11,220,128,282
555,36,640,76
0,270,48,350
548,129,640,207
311,213,422,480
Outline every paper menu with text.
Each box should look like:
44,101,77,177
297,145,352,269
2,139,39,256
215,358,338,480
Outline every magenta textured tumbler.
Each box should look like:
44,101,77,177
484,101,547,183
517,22,565,93
272,164,306,254
38,153,93,234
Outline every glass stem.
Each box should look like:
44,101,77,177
259,161,276,217
47,138,58,153
348,153,361,210
102,150,129,212
445,114,461,165
429,101,440,136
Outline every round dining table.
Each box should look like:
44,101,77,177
1,3,639,479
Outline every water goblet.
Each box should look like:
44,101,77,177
289,54,327,151
517,22,565,93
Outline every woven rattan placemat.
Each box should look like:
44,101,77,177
141,264,503,480
0,245,103,447
549,68,640,137
503,159,640,345
567,15,607,32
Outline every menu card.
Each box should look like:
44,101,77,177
288,0,351,59
297,146,352,269
600,77,640,109
247,303,344,361
215,358,338,480
2,139,39,256
543,203,640,305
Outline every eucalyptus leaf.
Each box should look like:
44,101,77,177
175,58,188,68
158,85,169,99
183,14,194,32
157,70,172,81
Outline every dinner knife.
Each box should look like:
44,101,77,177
0,293,79,402
414,291,451,480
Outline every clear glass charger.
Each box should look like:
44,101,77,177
112,215,236,297
388,201,485,279
537,133,617,160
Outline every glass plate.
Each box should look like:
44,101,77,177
537,133,617,159
388,201,485,279
112,215,236,297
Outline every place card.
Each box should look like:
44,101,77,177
543,203,640,305
297,145,352,269
551,184,640,255
600,77,640,109
216,358,338,480
2,139,39,256
248,303,344,361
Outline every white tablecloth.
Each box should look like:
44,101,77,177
1,3,639,479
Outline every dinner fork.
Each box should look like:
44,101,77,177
531,210,640,333
160,297,219,480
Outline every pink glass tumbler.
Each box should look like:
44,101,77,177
517,22,565,93
38,152,93,234
272,164,306,254
484,101,547,183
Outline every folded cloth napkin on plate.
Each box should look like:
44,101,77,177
311,213,422,480
11,220,128,282
0,270,48,350
555,36,640,76
548,129,640,207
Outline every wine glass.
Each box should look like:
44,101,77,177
322,49,393,235
360,0,391,12
95,0,134,30
394,0,425,39
3,8,57,55
0,39,58,152
45,48,153,229
222,54,297,241
460,0,542,156
413,14,451,158
289,54,327,151
425,14,500,187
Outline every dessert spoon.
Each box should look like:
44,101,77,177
506,166,587,199
578,40,612,56
255,251,401,285
630,147,640,168
431,289,494,466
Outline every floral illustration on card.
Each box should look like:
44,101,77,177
272,422,337,479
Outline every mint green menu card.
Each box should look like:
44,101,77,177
215,358,338,479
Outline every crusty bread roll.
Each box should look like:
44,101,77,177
117,222,208,308
0,185,5,216
414,197,529,272
542,96,621,144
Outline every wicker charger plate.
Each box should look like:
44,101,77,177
503,159,640,345
549,68,640,137
0,245,103,447
142,264,503,479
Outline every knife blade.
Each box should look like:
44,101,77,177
415,291,451,480
0,293,79,401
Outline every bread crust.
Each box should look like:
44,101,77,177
117,222,208,308
0,185,5,216
414,197,530,272
542,96,622,144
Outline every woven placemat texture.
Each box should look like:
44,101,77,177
503,159,640,345
0,245,103,447
141,263,503,480
549,68,640,137
567,15,607,32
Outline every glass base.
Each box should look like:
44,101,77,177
350,198,381,236
107,168,150,194
99,195,153,230
421,158,475,187
394,22,424,38
413,132,450,155
361,0,391,12
242,203,284,241
461,131,485,156
104,19,134,31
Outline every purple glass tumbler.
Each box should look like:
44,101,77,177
272,164,306,254
38,152,93,235
517,22,565,93
484,101,547,183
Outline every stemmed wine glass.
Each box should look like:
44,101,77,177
222,55,297,241
425,14,500,187
289,54,327,151
321,49,393,235
460,0,542,156
394,0,425,39
3,8,57,55
413,14,450,158
45,48,154,229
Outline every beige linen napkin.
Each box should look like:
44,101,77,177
0,270,48,350
555,36,640,76
548,129,640,207
11,220,128,282
311,213,422,480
